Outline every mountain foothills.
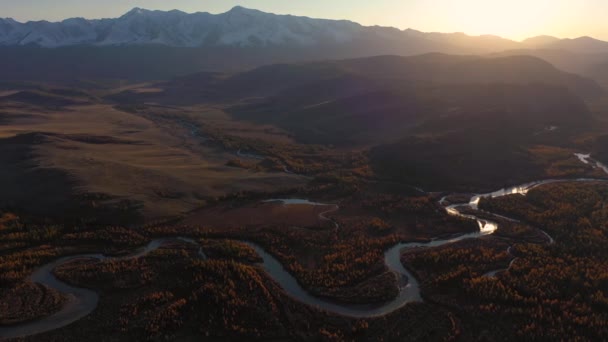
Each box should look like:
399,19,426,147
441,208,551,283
109,53,603,191
2,5,608,342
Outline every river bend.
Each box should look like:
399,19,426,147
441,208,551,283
2,154,607,338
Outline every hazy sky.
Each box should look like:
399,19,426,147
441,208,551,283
1,0,607,41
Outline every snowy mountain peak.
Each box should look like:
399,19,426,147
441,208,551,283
225,6,266,16
228,6,251,13
0,7,368,48
123,7,148,16
1,7,604,52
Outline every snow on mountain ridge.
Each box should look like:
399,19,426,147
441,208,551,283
0,6,365,47
4,7,603,52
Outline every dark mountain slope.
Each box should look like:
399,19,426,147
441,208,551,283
210,54,600,145
493,49,608,89
136,53,601,106
224,53,604,100
369,84,593,191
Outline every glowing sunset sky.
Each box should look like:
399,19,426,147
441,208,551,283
2,0,606,41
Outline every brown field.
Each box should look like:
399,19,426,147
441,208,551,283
184,201,337,229
0,102,306,219
142,103,297,144
130,87,164,94
0,91,20,97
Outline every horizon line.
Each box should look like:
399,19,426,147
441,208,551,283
1,5,604,43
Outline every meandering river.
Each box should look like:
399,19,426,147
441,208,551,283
1,154,607,338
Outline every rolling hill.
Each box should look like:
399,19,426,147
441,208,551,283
204,54,598,145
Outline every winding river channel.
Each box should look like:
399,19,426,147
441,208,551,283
2,154,608,339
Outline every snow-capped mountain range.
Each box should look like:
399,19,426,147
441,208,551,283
2,6,607,54
0,6,379,48
1,6,607,84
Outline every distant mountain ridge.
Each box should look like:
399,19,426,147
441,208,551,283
108,53,596,146
0,7,369,48
1,6,606,52
1,7,607,84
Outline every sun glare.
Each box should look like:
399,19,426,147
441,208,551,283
440,0,576,39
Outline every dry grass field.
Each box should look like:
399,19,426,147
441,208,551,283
0,94,306,219
183,201,336,229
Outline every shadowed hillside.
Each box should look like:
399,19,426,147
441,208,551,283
213,54,600,145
